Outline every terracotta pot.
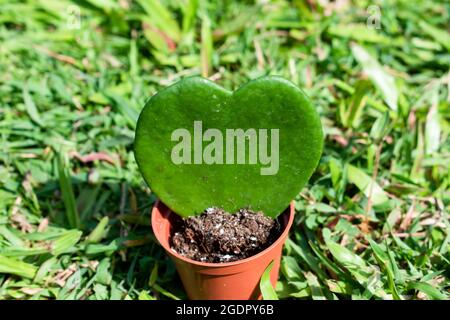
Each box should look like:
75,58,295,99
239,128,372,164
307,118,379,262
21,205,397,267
151,200,295,300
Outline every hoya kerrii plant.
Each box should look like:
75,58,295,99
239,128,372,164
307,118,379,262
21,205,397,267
134,76,323,218
134,76,323,299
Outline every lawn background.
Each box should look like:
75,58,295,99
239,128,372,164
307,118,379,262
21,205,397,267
0,0,448,300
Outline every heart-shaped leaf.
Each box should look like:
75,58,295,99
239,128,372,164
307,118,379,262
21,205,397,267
134,76,323,217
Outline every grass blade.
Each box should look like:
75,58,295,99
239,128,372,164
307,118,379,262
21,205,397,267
22,84,43,127
287,237,328,280
425,87,441,155
418,20,450,51
325,240,373,286
86,217,109,244
51,230,82,256
351,44,398,111
408,282,447,300
137,0,180,42
304,271,327,300
260,260,278,300
367,238,401,300
201,15,213,77
347,164,389,205
57,153,80,229
0,255,37,279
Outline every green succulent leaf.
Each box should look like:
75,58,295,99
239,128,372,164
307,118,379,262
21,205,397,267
134,76,323,217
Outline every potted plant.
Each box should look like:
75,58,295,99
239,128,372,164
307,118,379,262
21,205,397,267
134,76,323,300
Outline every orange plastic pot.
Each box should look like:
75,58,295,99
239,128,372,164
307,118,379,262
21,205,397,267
151,200,295,300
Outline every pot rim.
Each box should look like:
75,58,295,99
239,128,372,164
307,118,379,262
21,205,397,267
151,200,295,268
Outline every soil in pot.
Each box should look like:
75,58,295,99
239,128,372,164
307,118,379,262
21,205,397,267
170,208,282,263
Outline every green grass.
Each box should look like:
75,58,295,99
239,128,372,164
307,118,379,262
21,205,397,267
0,0,449,300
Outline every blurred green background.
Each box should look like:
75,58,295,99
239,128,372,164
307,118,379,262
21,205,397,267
0,0,449,299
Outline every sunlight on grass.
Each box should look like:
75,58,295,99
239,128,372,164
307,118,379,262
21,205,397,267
0,0,448,300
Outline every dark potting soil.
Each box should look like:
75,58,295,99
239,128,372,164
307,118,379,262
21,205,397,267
170,208,282,263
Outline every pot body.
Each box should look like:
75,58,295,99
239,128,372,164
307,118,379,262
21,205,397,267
151,201,295,300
